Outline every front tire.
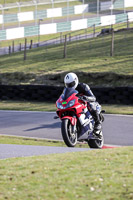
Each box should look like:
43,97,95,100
61,119,77,147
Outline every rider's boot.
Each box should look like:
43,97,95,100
91,110,102,132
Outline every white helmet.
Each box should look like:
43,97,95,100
64,72,79,89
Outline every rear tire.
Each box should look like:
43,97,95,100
61,119,77,147
88,131,104,149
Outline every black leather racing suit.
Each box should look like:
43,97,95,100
76,83,101,131
76,83,96,103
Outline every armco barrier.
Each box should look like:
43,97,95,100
0,85,133,105
0,12,133,41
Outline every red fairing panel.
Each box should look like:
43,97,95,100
62,116,77,126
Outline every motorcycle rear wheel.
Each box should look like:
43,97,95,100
88,131,104,149
61,119,77,147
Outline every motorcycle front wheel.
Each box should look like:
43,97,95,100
61,119,77,147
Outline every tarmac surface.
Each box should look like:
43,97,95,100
0,111,133,159
0,144,90,159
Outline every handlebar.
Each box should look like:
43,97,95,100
78,96,86,102
77,95,96,103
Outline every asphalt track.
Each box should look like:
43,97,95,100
0,111,133,159
0,144,90,159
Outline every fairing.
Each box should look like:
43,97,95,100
62,88,78,100
56,87,86,119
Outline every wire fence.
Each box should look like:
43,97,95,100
0,14,133,55
0,20,133,60
50,25,133,59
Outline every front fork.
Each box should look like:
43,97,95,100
72,122,76,134
62,116,77,134
54,110,78,135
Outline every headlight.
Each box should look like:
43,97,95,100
67,100,75,108
57,102,64,109
57,100,75,109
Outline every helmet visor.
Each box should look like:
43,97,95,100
65,81,76,88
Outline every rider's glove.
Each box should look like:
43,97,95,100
82,95,96,102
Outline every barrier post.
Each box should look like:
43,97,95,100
19,43,21,51
110,26,114,56
24,38,27,60
12,41,14,53
93,24,95,37
63,35,67,58
60,32,62,43
9,46,11,55
30,40,33,49
127,15,129,29
69,33,71,42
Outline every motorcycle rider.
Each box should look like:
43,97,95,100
64,72,102,133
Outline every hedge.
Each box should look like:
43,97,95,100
0,85,133,105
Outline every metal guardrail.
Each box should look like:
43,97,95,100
0,12,132,56
0,0,129,27
0,0,77,10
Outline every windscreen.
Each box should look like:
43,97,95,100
61,88,78,100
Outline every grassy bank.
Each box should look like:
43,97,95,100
0,135,88,148
0,28,133,86
0,146,133,200
0,135,64,146
0,100,133,115
1,30,133,75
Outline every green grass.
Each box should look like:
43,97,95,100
0,135,63,146
0,100,133,115
0,101,56,112
0,146,133,200
0,28,133,87
0,135,88,148
1,29,133,75
100,104,133,115
0,101,133,115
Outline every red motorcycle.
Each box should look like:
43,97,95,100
55,87,104,148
